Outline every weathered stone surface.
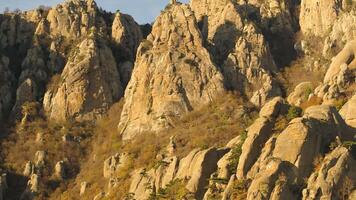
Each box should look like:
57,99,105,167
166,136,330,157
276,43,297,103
111,12,142,61
340,94,356,128
129,147,228,200
237,117,273,179
191,0,281,107
259,97,288,118
55,161,66,179
11,78,37,118
246,158,297,200
118,3,225,140
103,153,130,179
80,181,87,196
287,82,314,106
302,147,356,200
23,161,34,177
324,40,356,85
46,0,105,39
323,12,356,58
237,97,288,179
44,38,123,122
21,174,40,199
273,105,348,178
300,0,341,37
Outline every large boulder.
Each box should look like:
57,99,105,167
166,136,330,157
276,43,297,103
273,105,348,178
237,97,288,179
302,147,356,200
340,94,356,129
287,82,314,106
44,38,123,122
237,117,274,179
246,158,297,200
324,40,356,85
129,147,229,200
118,3,225,140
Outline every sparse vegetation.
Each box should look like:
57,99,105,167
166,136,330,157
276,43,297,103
227,130,248,175
287,106,302,121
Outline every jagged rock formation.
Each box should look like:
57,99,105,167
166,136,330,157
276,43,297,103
111,12,142,61
237,97,289,179
190,0,282,107
46,0,106,39
129,147,229,200
302,146,356,200
118,3,225,140
111,12,143,87
246,158,297,200
237,0,298,67
313,40,356,104
103,153,130,179
300,0,356,58
0,1,355,200
43,38,122,122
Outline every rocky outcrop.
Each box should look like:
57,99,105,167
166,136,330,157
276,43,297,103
247,158,297,200
237,97,288,179
190,0,281,107
272,105,348,178
21,174,40,200
237,0,297,67
300,0,356,59
324,40,356,85
103,153,130,179
323,11,356,58
46,0,105,39
313,41,356,104
44,38,122,122
118,3,225,140
287,82,314,106
129,147,228,200
0,56,15,120
340,94,356,128
111,12,142,61
111,12,142,87
300,0,342,37
55,161,66,179
302,147,356,200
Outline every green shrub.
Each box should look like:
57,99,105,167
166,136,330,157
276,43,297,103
227,130,248,174
287,106,302,121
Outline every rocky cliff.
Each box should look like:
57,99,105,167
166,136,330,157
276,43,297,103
117,3,225,140
0,0,354,200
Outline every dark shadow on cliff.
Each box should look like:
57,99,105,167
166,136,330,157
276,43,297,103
237,3,299,68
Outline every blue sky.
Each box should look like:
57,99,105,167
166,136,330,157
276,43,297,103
0,0,190,24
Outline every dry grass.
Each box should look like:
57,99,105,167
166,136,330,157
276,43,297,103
277,58,325,96
51,93,257,199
